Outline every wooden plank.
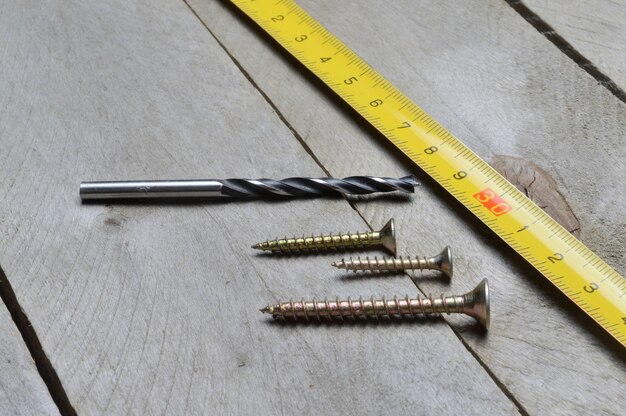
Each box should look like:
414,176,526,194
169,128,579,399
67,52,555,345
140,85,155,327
186,0,626,414
0,299,59,415
524,0,626,91
0,0,519,414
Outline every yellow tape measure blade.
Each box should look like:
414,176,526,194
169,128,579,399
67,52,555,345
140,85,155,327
231,0,626,346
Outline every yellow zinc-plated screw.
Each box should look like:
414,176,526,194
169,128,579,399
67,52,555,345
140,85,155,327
252,218,396,255
332,246,453,278
261,279,490,330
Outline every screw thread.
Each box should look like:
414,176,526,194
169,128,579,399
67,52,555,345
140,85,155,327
252,231,380,254
333,255,436,272
261,294,467,321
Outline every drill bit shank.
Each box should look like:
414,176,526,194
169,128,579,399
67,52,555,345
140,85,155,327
79,176,416,200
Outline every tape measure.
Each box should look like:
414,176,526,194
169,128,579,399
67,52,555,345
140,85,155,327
231,0,626,346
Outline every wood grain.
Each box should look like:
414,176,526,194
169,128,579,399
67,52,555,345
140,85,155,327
187,0,626,414
525,0,626,91
0,299,58,415
0,0,518,414
492,155,581,238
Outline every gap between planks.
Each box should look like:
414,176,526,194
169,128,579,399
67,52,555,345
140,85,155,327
182,0,626,413
3,1,619,413
182,0,381,241
182,1,528,413
504,0,626,104
0,265,76,416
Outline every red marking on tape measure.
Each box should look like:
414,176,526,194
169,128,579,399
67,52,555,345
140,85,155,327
473,188,511,216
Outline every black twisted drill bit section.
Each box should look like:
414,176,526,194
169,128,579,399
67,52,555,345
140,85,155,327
219,175,417,197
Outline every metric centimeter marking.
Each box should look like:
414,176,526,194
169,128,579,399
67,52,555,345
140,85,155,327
232,0,626,346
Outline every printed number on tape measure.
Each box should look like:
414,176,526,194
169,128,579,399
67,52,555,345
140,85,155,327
231,0,626,347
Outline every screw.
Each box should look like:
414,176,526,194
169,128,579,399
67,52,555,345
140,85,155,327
260,279,490,330
251,218,396,255
331,246,453,278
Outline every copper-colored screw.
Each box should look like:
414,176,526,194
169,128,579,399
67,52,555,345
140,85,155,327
332,246,453,278
261,279,490,330
252,218,396,255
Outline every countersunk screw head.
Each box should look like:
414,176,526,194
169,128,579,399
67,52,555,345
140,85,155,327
379,218,396,256
463,278,490,330
434,246,453,279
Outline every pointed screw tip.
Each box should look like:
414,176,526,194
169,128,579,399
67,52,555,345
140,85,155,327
260,306,271,314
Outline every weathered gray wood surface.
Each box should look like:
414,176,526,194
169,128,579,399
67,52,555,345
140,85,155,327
0,0,521,414
0,299,58,415
187,0,626,415
525,0,626,91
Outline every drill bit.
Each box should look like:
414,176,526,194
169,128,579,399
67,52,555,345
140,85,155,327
79,175,417,200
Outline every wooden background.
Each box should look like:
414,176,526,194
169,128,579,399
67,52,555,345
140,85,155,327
1,0,624,414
